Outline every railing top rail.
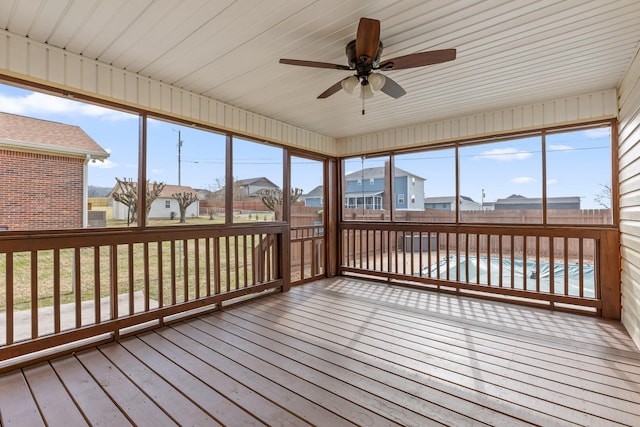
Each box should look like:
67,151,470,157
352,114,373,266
0,222,287,253
339,222,615,238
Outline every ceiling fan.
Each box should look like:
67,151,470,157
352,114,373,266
279,17,456,103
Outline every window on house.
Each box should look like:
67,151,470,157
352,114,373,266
357,179,362,186
369,178,375,185
411,195,416,204
165,200,171,208
398,194,405,204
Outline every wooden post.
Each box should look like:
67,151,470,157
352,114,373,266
600,229,621,319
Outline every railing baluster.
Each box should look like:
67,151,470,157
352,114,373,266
579,239,584,298
5,253,14,345
225,236,231,292
564,237,569,296
31,251,38,339
183,240,189,301
170,241,177,305
157,241,163,308
205,238,211,295
143,243,150,312
128,243,134,316
214,237,221,294
74,248,81,327
53,249,61,333
510,236,515,289
523,236,528,290
94,246,101,323
243,235,248,288
195,238,201,298
234,236,239,291
110,245,118,320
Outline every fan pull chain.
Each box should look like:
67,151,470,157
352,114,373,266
362,96,365,115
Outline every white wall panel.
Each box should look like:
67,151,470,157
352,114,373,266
619,44,640,350
0,30,337,155
338,90,617,156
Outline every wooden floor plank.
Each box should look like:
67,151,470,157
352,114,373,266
2,277,640,427
206,310,531,427
174,320,395,426
323,279,640,357
22,362,88,427
99,340,228,427
137,330,311,427
228,300,565,426
194,315,479,427
285,287,640,403
0,370,45,426
307,280,640,372
115,337,260,426
75,348,178,427
155,326,352,426
50,356,132,427
243,288,637,426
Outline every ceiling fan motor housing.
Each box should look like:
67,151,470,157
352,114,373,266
346,39,383,71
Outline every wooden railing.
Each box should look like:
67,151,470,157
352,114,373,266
339,223,620,318
290,225,325,285
0,223,285,369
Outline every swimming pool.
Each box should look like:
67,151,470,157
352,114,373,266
421,255,595,298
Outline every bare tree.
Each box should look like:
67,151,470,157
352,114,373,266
594,183,612,209
256,187,303,211
112,178,165,225
172,192,199,223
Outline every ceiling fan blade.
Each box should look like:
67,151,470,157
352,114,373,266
378,49,456,70
380,76,406,98
317,80,344,98
355,18,380,64
279,59,351,70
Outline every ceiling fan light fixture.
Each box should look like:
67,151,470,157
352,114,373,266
360,82,374,99
341,76,359,94
369,73,386,91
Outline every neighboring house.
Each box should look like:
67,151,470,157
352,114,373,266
344,166,425,210
235,177,279,198
424,196,482,211
0,112,109,231
207,177,280,201
494,194,581,210
111,184,200,220
301,185,324,208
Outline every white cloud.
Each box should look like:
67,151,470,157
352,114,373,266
547,178,558,185
0,91,133,121
151,168,164,174
512,176,535,184
477,147,532,161
90,158,117,169
583,128,610,139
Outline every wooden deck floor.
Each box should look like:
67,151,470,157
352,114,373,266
1,277,640,426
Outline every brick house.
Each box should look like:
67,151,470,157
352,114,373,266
0,112,109,230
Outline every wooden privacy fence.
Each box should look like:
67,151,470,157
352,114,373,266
340,223,620,318
0,223,284,369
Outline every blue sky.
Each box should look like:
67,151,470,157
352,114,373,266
0,83,611,208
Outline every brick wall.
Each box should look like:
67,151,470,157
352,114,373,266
0,149,85,230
